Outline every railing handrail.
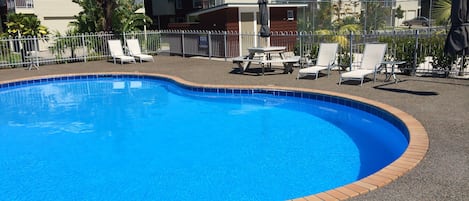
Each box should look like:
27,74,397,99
0,28,465,77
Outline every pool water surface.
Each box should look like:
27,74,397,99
0,76,408,201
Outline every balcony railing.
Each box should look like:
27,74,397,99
8,0,34,9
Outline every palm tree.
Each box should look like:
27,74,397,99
70,0,105,33
5,13,48,37
71,0,150,34
112,0,152,33
21,15,49,37
432,0,451,26
5,13,49,65
97,0,116,32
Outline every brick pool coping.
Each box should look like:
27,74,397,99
0,72,429,201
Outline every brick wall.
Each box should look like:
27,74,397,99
270,7,298,32
225,8,239,32
168,8,239,31
270,7,298,51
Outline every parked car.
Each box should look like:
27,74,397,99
402,17,432,27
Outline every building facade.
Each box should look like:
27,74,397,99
5,0,82,34
0,0,424,35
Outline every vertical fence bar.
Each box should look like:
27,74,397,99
412,29,419,76
349,31,353,71
392,29,396,59
33,36,39,67
122,32,127,54
208,31,212,60
298,31,304,60
224,31,227,61
181,30,185,58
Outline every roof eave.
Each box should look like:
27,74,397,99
188,3,308,17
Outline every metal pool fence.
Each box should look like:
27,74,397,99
0,29,467,77
0,31,161,68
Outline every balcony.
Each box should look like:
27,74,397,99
194,0,226,9
7,0,34,13
10,0,33,8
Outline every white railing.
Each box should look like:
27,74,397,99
0,29,466,77
0,31,161,68
12,0,34,8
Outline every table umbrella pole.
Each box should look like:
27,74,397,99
460,50,465,76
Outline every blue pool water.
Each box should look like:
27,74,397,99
0,76,408,201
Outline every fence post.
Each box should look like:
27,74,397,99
392,29,396,58
158,30,162,54
224,31,227,61
81,34,87,63
123,32,127,54
349,31,353,71
412,29,419,76
33,36,39,66
208,31,212,60
299,32,303,60
362,31,366,46
181,30,185,58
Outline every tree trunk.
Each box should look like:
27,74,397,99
97,0,115,32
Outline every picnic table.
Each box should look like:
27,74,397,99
233,46,300,75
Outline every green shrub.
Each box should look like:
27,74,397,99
378,35,423,75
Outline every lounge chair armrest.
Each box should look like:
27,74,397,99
375,63,384,71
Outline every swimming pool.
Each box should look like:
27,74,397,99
0,74,425,200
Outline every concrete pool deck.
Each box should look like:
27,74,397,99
0,55,467,201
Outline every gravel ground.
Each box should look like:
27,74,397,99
1,55,468,201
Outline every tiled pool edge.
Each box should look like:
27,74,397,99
0,72,429,201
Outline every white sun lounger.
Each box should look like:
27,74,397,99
297,43,339,79
339,43,387,86
126,39,154,63
108,40,136,65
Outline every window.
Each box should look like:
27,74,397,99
176,0,182,9
176,17,185,23
287,10,294,21
193,0,202,8
209,0,216,7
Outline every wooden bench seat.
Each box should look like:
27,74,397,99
232,56,300,74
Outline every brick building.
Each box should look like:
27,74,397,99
150,1,306,56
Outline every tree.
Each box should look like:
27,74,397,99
97,0,116,32
5,13,49,37
71,0,151,34
395,5,404,19
332,0,344,27
70,0,105,33
432,0,451,26
112,0,152,33
5,13,49,65
316,1,333,30
360,2,389,32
